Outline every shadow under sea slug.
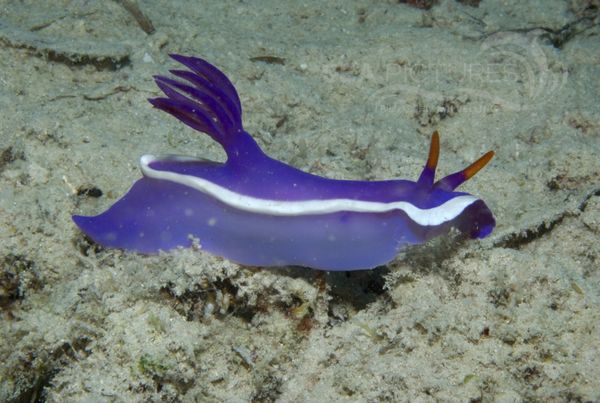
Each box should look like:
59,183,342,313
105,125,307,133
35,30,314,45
73,54,495,271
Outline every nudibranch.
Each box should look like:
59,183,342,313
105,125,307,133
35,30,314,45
73,54,495,271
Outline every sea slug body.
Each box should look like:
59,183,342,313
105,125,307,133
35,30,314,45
73,54,495,271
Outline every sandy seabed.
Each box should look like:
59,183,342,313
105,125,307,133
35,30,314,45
1,0,599,401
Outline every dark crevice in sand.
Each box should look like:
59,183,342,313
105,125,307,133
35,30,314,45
0,19,131,70
495,186,600,249
479,14,599,49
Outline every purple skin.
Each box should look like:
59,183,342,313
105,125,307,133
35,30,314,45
73,54,495,271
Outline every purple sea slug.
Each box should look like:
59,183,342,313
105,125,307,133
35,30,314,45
73,54,495,271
